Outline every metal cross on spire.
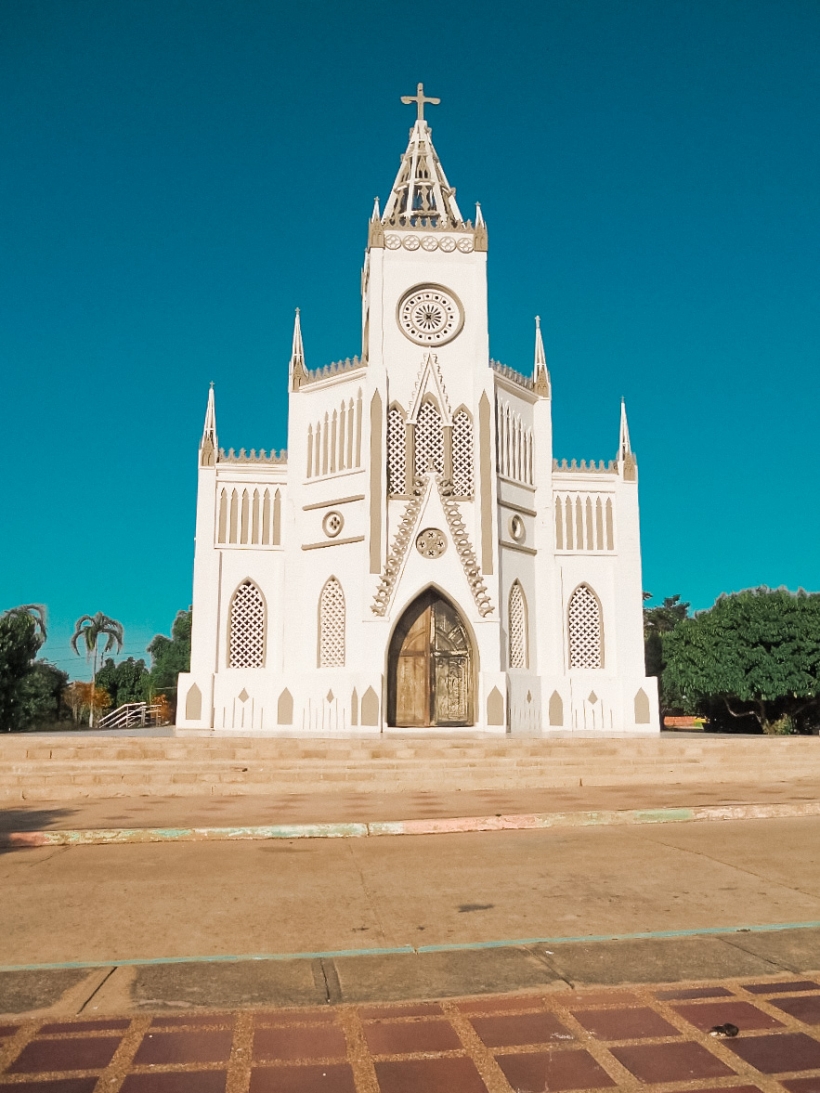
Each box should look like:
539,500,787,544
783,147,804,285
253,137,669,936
401,82,440,122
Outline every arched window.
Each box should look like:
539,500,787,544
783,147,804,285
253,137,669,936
387,405,406,495
452,409,473,496
508,581,528,669
567,584,603,669
229,580,265,668
414,399,443,476
318,577,345,667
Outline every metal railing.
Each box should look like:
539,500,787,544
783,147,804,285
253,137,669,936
96,702,164,730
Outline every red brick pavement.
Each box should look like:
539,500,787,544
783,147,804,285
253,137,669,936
2,975,820,1092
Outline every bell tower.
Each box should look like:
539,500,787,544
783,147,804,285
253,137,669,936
363,85,491,425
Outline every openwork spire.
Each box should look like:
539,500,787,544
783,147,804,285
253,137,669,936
382,84,463,229
200,383,217,467
290,308,307,392
533,316,551,397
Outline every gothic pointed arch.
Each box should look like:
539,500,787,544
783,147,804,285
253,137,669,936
451,404,474,497
388,587,474,727
567,583,604,669
228,579,266,668
408,352,452,424
414,397,444,476
508,580,528,669
387,401,407,496
318,576,345,667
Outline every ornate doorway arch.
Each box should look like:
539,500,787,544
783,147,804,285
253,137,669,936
388,590,474,727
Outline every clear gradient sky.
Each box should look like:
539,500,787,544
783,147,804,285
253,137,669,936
1,0,819,676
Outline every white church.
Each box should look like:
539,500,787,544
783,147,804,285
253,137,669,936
176,86,659,735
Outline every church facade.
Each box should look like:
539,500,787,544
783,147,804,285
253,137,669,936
176,87,659,735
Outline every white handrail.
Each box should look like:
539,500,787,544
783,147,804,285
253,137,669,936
96,702,164,730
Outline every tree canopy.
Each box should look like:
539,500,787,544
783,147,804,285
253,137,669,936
0,610,43,731
663,587,820,733
96,657,149,708
643,594,690,681
147,609,191,712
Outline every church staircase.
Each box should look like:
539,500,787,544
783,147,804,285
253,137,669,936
1,734,820,802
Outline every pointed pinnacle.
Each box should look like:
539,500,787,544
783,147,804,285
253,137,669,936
534,315,547,370
201,383,217,447
291,308,304,364
619,397,632,457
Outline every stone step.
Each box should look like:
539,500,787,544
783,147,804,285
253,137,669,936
2,734,818,803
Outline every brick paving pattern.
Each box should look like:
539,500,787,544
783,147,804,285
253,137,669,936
2,976,820,1092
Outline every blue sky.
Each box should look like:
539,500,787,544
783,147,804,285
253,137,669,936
1,0,819,676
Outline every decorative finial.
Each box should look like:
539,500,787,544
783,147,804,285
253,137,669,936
400,82,440,123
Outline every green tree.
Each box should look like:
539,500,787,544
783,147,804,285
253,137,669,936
643,593,690,681
17,660,70,729
96,657,149,708
147,609,191,715
4,604,47,646
70,612,124,726
663,587,820,734
0,611,42,731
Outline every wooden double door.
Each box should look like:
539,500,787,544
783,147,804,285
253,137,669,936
388,591,473,727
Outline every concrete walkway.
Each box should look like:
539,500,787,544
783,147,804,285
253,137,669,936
2,779,820,846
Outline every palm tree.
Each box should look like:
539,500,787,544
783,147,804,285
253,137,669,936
71,613,124,727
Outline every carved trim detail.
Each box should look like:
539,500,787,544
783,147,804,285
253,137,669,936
370,473,494,618
219,448,287,464
438,477,494,617
490,359,533,391
370,479,427,616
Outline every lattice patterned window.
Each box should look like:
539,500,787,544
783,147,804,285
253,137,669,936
229,580,265,668
508,581,528,669
567,584,603,669
414,399,443,476
318,577,345,667
387,406,406,495
452,409,473,496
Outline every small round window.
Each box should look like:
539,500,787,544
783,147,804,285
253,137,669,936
509,514,526,543
322,511,344,538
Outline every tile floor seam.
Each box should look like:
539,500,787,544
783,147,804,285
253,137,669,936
733,987,820,1027
549,999,644,1091
337,1006,379,1093
93,1015,151,1093
649,989,789,1093
442,997,541,1093
225,1009,253,1093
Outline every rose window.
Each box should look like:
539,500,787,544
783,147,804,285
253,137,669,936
398,285,463,346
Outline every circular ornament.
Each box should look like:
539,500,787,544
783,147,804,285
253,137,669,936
421,236,438,251
397,284,464,346
439,237,456,252
322,511,344,538
385,234,402,250
457,237,474,253
509,514,526,543
416,528,447,559
402,235,421,250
